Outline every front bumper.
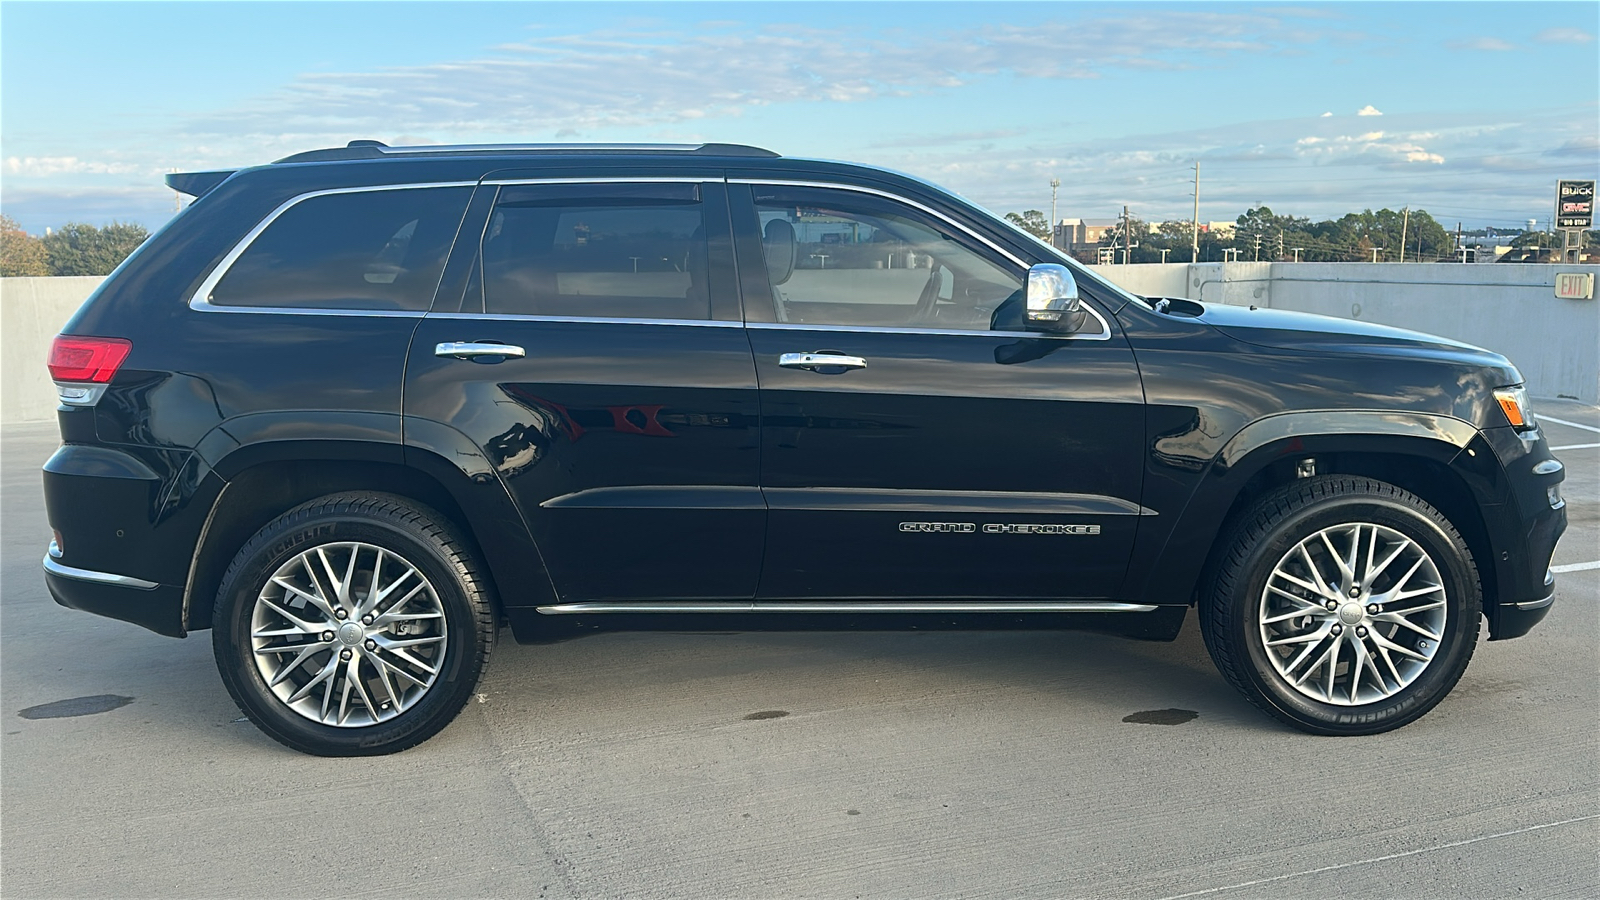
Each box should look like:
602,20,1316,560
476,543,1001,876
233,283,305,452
1469,425,1567,641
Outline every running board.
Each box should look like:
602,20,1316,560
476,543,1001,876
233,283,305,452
535,600,1158,615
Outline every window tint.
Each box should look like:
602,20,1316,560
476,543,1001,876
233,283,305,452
754,188,1023,331
472,183,710,320
211,187,470,311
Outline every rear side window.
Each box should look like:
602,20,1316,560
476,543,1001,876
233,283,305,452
466,183,710,321
209,186,471,311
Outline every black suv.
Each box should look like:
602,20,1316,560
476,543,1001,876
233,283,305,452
42,142,1566,755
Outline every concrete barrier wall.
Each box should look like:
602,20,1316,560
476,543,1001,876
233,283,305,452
2,264,1596,424
1,277,103,425
1091,262,1600,403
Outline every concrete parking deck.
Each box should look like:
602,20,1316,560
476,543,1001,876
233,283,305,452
2,404,1596,899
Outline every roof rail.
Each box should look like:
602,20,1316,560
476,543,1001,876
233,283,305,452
274,142,780,164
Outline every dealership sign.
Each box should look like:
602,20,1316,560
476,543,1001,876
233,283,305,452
1556,180,1595,230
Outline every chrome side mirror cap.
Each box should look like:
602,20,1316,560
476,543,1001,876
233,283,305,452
1025,263,1086,334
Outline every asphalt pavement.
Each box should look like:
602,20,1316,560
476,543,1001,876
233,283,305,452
3,402,1596,899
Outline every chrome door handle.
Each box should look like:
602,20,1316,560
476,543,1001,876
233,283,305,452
435,342,526,360
779,352,867,371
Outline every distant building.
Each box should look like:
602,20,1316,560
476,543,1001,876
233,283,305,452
1053,217,1119,251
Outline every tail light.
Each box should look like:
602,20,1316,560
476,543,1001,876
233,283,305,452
48,335,131,407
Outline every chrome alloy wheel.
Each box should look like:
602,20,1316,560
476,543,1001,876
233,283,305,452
1259,523,1448,706
250,542,448,727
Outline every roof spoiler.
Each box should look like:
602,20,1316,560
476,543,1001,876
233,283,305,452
165,170,237,199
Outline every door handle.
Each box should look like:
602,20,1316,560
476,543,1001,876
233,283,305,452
779,352,867,372
435,342,526,360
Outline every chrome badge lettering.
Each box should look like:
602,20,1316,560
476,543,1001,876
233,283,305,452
983,524,1100,535
898,522,977,533
899,522,1100,535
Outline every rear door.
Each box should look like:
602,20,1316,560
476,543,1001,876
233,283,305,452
404,175,764,605
731,181,1146,601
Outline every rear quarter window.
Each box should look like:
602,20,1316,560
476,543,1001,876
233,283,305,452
208,186,471,311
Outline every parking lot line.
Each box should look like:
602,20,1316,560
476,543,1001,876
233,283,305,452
1152,814,1600,900
1552,560,1600,574
1551,443,1600,451
1540,415,1600,434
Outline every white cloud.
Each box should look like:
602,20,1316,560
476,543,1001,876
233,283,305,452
1534,27,1594,44
1448,37,1520,52
1321,111,1333,117
1357,105,1383,116
4,157,142,177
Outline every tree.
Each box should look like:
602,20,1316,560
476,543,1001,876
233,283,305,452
0,214,51,276
1005,210,1051,241
42,221,150,276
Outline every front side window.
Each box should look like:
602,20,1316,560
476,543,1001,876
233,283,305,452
210,186,470,311
753,187,1023,331
469,183,710,321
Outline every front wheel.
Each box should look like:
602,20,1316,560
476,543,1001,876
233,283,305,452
1201,476,1481,735
213,493,496,756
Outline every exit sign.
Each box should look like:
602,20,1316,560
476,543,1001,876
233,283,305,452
1554,272,1594,300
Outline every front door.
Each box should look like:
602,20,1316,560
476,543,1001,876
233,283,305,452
732,183,1145,601
404,177,764,604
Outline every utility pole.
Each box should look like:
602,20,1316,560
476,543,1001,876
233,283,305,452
1278,230,1284,262
1191,162,1200,263
1049,178,1060,248
1399,206,1409,263
1253,233,1262,262
1457,222,1465,264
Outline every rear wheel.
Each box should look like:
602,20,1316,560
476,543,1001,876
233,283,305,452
213,493,495,756
1201,476,1481,735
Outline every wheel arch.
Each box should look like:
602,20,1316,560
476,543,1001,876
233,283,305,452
1129,411,1496,611
185,439,555,631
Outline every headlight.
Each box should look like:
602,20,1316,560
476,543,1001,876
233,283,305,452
1493,385,1536,432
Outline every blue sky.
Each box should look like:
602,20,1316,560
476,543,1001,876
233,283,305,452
3,1,1596,234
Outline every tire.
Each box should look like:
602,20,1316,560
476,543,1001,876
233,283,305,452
213,492,496,756
1200,476,1481,735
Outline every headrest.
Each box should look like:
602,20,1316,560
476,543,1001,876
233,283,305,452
763,218,796,286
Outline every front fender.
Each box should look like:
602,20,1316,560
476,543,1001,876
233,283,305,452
1124,410,1480,608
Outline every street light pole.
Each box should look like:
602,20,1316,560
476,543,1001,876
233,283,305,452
1292,247,1304,262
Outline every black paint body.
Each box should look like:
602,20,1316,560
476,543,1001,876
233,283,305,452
41,148,1566,647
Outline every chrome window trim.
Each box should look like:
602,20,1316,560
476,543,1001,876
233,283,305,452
427,312,743,328
730,178,1111,341
536,600,1158,615
747,320,1108,341
43,554,160,591
189,181,478,317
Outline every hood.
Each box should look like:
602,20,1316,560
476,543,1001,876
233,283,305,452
1194,303,1510,366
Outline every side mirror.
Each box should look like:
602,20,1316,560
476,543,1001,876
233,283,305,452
1025,263,1086,334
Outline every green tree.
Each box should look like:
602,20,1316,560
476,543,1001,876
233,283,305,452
0,214,51,276
1005,210,1051,241
42,221,150,276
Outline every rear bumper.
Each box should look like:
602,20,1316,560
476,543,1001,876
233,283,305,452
43,547,185,637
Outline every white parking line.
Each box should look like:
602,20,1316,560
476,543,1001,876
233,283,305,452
1152,814,1600,900
1552,561,1600,574
1550,443,1600,451
1540,415,1600,435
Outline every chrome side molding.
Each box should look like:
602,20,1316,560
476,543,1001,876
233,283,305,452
536,600,1159,615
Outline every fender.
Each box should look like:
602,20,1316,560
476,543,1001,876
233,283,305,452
195,411,406,477
1124,409,1482,608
